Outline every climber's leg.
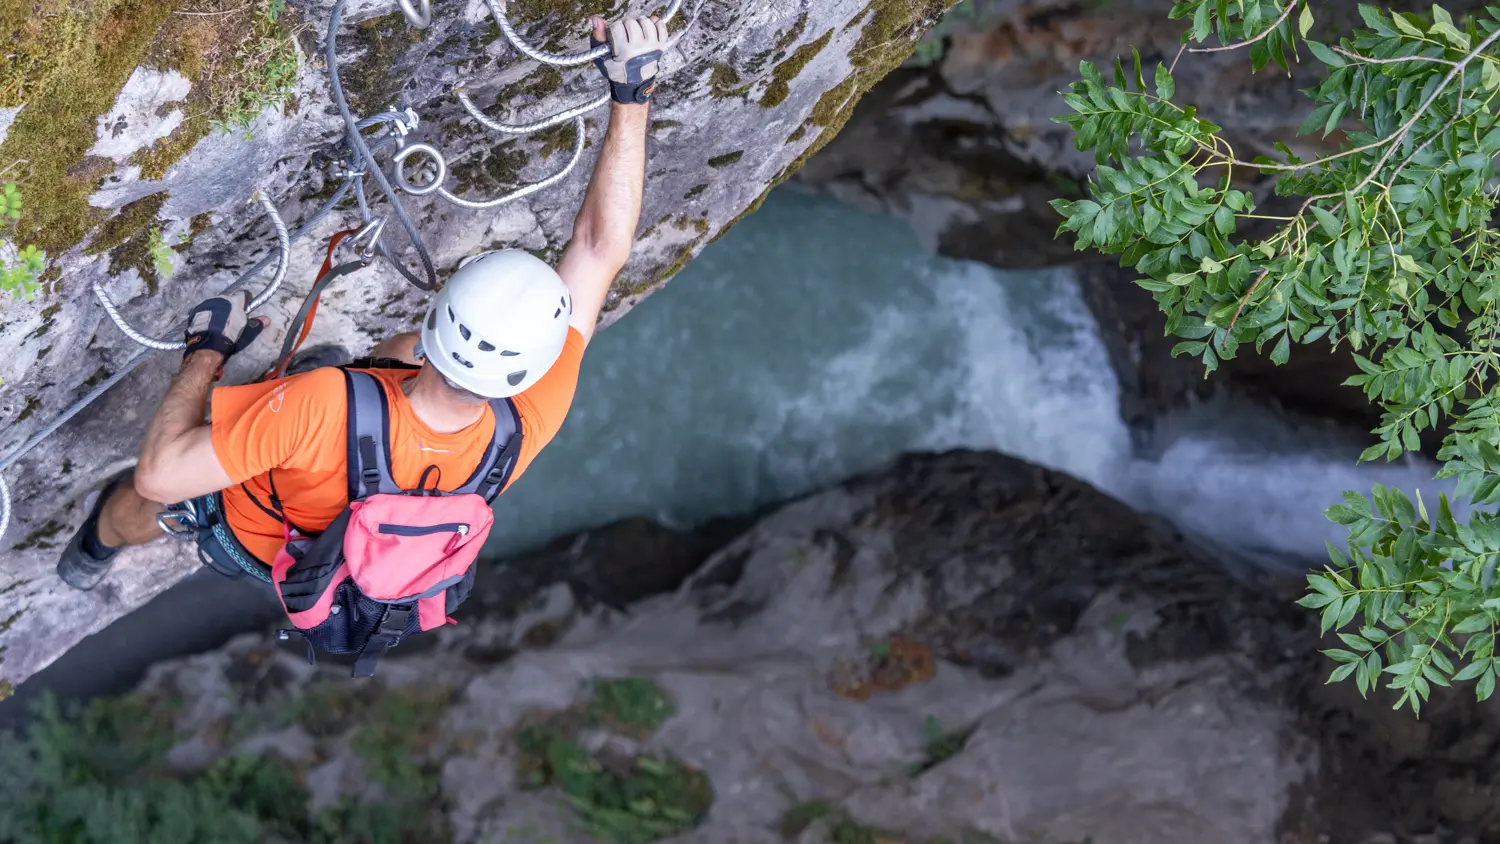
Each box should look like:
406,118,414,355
56,469,161,591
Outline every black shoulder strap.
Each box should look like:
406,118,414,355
343,369,401,500
455,397,522,501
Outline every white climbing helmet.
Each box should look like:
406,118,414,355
419,249,572,398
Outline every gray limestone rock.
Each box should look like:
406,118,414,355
0,0,947,692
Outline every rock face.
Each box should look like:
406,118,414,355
8,451,1497,843
0,0,952,691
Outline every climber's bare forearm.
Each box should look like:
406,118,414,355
558,101,650,341
134,353,233,504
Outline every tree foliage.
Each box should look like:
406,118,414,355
1051,0,1500,713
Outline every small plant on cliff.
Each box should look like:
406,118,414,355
212,0,301,133
1051,0,1500,714
0,178,45,303
147,225,175,278
513,678,711,843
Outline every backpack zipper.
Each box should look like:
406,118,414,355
378,523,470,537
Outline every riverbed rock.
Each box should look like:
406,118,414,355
13,450,1495,843
0,0,953,691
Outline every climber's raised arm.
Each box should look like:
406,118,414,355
556,15,664,343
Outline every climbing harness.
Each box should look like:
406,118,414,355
0,0,701,542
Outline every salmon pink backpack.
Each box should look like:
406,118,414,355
271,367,520,677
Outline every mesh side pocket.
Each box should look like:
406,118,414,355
302,580,425,655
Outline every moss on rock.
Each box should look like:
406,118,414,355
760,28,833,109
510,0,618,26
345,12,421,111
0,0,300,267
774,11,811,53
0,0,181,254
707,150,744,169
709,63,743,98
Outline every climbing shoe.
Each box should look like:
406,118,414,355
57,469,135,591
285,343,351,375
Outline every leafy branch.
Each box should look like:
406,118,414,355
1051,1,1500,714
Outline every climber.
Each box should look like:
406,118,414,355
55,15,670,591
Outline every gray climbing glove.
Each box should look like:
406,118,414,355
184,290,266,365
591,16,668,105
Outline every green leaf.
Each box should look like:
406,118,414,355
1336,594,1360,629
1271,332,1291,365
1384,659,1419,676
1453,613,1492,635
1311,205,1343,239
1298,591,1336,609
1132,47,1146,91
1299,103,1335,136
1392,13,1425,36
1305,40,1345,66
1311,573,1343,597
1455,660,1489,682
1320,596,1345,634
1389,184,1422,204
1214,205,1235,235
1328,661,1358,683
1298,2,1313,37
1432,20,1470,49
1193,0,1212,40
1143,203,1163,234
1480,667,1497,701
1155,63,1175,99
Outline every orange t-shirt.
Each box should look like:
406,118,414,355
210,328,586,563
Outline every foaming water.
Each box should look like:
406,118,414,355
485,189,1446,565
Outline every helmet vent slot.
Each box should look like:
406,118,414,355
477,340,495,352
459,324,472,341
554,308,562,318
447,306,456,323
451,352,475,369
500,350,520,357
507,371,527,387
426,310,436,331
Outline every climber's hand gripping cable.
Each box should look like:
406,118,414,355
592,16,668,105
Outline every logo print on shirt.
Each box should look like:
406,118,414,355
416,442,453,454
267,384,288,413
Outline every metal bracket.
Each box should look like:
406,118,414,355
392,143,448,196
397,0,431,29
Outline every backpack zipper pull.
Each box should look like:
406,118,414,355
446,524,469,553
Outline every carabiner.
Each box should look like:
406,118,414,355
350,216,388,260
157,510,199,540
